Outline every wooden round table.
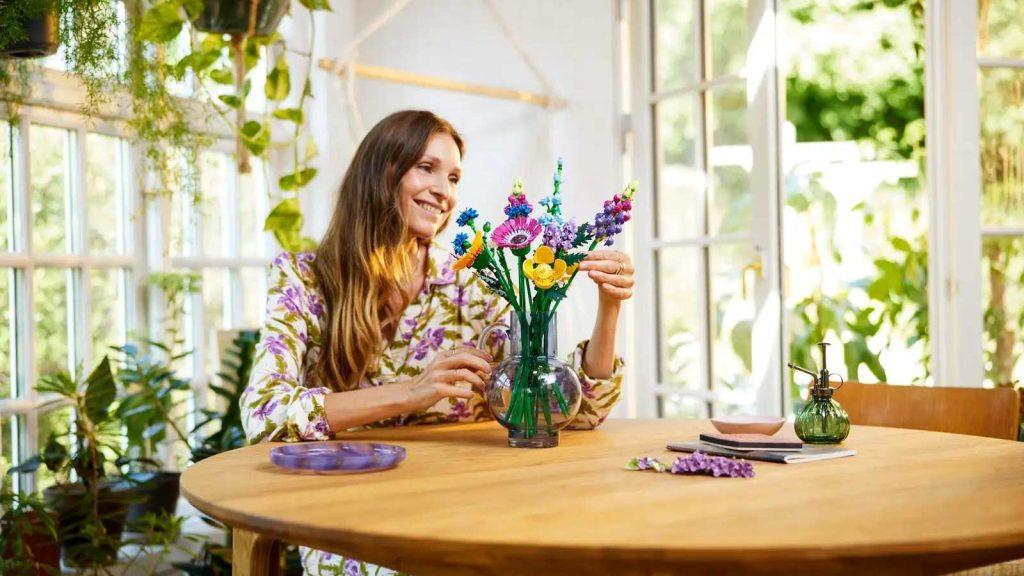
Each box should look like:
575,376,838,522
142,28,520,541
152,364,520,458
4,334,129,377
181,419,1024,575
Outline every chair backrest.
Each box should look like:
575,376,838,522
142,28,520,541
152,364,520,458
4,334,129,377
834,382,1020,440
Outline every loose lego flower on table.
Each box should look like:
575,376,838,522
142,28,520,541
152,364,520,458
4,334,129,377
522,246,568,289
492,216,542,250
453,231,485,270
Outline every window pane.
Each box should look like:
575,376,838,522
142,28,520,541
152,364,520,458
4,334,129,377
239,267,267,330
709,242,754,415
708,83,751,235
85,133,126,254
35,407,73,491
707,0,747,78
980,68,1024,228
238,162,266,257
1,415,13,481
654,95,702,239
658,394,704,419
168,149,198,256
201,268,227,379
653,0,696,91
90,268,127,363
982,236,1024,387
34,268,71,378
657,247,703,391
978,0,1024,59
199,152,229,256
0,269,11,399
30,125,71,253
1,120,11,252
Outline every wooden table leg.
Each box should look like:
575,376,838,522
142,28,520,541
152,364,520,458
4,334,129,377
233,527,282,576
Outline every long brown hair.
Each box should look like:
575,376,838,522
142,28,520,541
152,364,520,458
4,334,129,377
313,110,464,390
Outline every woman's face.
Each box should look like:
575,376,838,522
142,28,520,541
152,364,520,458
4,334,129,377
399,132,462,241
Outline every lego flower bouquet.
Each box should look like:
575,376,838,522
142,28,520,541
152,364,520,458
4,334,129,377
451,159,636,447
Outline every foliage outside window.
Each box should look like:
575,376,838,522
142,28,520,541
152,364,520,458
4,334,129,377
784,0,928,409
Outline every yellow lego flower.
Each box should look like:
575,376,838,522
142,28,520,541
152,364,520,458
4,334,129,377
522,246,568,289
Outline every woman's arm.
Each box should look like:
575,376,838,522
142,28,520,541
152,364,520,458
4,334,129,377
322,346,492,431
579,249,634,378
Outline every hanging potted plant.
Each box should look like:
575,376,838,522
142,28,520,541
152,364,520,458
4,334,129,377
111,341,193,532
10,357,131,569
131,0,328,251
0,1,59,59
0,0,121,116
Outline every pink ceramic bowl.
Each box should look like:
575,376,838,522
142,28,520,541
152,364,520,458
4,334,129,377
710,415,786,435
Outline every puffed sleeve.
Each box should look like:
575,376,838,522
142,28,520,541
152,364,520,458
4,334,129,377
241,252,333,443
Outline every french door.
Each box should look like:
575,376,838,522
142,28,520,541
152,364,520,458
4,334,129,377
630,0,784,418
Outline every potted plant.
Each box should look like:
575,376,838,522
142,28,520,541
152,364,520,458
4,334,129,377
0,0,121,116
10,357,131,569
191,330,259,462
0,477,60,575
112,342,194,532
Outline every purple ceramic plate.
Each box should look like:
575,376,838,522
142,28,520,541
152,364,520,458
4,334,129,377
270,442,406,474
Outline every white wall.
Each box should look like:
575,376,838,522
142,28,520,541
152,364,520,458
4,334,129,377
303,0,635,415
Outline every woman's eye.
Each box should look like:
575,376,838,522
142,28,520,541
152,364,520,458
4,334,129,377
419,164,432,173
449,176,459,185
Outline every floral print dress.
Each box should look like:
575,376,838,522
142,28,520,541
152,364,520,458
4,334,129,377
242,247,624,575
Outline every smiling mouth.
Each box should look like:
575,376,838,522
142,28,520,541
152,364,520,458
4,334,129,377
415,199,445,216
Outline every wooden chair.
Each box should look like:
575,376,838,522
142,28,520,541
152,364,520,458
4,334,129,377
834,381,1020,440
835,382,1023,575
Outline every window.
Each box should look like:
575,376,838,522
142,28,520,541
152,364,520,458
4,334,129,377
978,2,1024,388
0,116,137,493
633,0,782,419
0,6,277,486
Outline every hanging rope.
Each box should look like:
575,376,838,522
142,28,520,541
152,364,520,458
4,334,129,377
479,0,561,110
333,0,414,139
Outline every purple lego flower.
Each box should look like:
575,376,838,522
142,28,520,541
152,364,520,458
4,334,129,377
588,183,637,246
625,456,667,472
669,452,754,478
542,218,578,252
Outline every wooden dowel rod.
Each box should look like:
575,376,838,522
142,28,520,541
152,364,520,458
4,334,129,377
318,58,565,109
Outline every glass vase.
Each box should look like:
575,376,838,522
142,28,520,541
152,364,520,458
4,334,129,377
794,395,850,444
481,313,582,448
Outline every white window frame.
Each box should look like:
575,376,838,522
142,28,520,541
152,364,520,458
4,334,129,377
628,0,784,419
0,90,145,493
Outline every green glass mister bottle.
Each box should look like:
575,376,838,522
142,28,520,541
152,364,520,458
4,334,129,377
787,342,850,444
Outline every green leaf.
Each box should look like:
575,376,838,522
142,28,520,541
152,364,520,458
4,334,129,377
209,68,234,85
240,120,269,156
298,0,333,10
218,94,242,109
138,3,185,43
84,357,116,424
279,168,317,191
265,58,291,101
264,198,304,247
890,236,911,252
272,107,304,123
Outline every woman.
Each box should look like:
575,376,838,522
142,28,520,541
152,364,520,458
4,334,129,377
242,110,634,575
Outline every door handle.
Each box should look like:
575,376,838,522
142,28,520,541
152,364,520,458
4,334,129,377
741,256,763,301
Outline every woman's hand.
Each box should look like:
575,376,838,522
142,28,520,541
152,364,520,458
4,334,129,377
578,250,634,305
404,346,493,412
